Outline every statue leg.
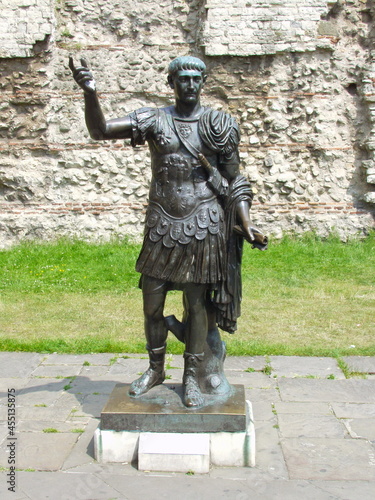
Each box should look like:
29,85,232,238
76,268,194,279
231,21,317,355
181,284,207,407
129,276,168,397
165,290,232,398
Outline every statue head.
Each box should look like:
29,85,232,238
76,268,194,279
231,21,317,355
167,56,207,86
167,56,207,106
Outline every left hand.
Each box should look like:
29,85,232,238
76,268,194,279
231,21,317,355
241,222,255,242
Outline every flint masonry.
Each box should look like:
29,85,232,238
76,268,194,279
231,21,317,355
0,0,374,247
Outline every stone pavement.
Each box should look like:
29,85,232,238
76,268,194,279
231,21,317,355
0,352,374,500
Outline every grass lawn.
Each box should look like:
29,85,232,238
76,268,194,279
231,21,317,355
0,233,374,356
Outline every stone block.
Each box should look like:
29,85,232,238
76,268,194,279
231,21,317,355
281,437,375,480
270,356,344,379
363,192,375,203
278,378,375,403
95,396,255,470
342,356,375,374
277,413,346,438
97,422,258,469
331,402,375,419
94,427,140,463
0,432,78,471
138,432,210,473
100,383,247,433
344,417,375,440
0,352,43,378
317,21,339,37
274,402,331,415
31,364,82,378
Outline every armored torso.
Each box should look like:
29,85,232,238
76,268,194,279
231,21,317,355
147,111,219,217
129,106,240,284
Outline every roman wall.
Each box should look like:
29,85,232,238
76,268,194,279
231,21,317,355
0,0,374,247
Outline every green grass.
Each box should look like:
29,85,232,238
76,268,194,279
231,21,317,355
0,233,374,356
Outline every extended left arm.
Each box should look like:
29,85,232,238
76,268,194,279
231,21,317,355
198,153,260,242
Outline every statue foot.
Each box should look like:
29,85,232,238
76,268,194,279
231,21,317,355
129,368,165,397
183,376,204,408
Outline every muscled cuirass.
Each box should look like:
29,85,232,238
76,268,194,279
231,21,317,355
148,117,218,217
142,115,225,248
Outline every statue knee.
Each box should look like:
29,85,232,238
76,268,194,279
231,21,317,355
143,302,164,322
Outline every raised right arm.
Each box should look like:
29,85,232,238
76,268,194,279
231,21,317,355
69,56,132,141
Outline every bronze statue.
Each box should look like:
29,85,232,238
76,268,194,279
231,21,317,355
70,55,267,408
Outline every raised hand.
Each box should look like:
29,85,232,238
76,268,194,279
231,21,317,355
69,56,96,94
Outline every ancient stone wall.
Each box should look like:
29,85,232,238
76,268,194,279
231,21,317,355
0,0,374,248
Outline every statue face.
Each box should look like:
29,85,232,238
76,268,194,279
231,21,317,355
171,70,204,105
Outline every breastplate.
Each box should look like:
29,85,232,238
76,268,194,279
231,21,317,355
148,113,218,217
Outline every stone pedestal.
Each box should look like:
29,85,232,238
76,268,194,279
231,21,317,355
94,383,255,472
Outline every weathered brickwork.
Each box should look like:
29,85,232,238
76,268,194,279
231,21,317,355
0,0,54,58
361,50,375,204
0,0,374,247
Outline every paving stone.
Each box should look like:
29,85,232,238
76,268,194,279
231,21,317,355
41,353,115,365
0,406,7,420
66,416,92,426
0,378,31,394
226,372,274,389
16,470,122,500
254,420,289,479
254,479,339,499
224,356,267,372
165,354,184,369
0,432,78,470
269,356,345,379
79,365,109,377
230,372,276,389
67,376,124,395
108,357,150,374
53,391,84,411
0,475,28,500
0,421,8,445
17,420,87,433
281,437,375,480
17,378,68,406
277,414,347,438
245,387,281,403
31,364,82,378
208,463,272,481
311,480,375,500
99,474,257,500
275,402,332,415
62,418,99,470
15,405,72,422
164,370,183,383
343,418,375,441
252,401,277,422
0,352,43,378
74,393,109,418
331,402,375,419
278,378,375,403
342,356,375,374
